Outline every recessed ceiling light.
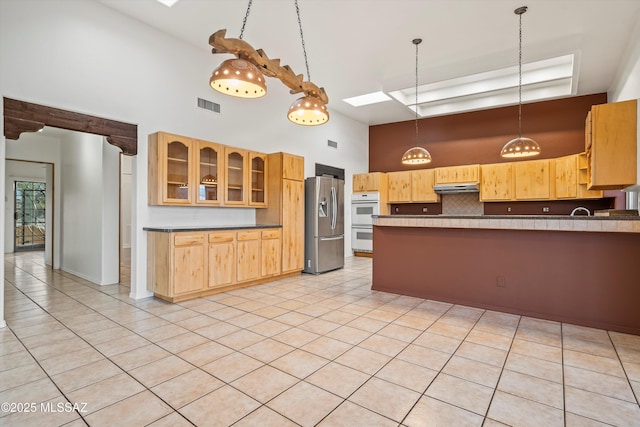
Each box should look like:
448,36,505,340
343,91,392,107
156,0,180,7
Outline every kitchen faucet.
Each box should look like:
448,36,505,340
570,206,591,216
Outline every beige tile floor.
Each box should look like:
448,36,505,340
1,251,640,426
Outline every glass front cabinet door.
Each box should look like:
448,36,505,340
163,134,193,204
224,148,248,206
249,152,268,207
196,141,223,205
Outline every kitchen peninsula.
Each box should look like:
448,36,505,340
372,215,640,335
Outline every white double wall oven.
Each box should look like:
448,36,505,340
351,192,380,253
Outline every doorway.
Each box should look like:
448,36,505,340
14,180,46,252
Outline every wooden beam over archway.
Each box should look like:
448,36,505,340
3,97,137,155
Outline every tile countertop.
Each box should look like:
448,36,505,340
143,224,282,233
372,215,640,233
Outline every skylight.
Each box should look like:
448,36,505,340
387,54,576,117
156,0,180,7
343,91,392,107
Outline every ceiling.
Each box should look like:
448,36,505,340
97,0,640,126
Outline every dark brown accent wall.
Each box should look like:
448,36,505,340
369,93,608,172
372,225,640,335
483,198,615,216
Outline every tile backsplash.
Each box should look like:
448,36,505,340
441,193,484,215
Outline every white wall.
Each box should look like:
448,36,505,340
4,133,62,268
59,132,119,285
120,155,132,250
0,0,369,308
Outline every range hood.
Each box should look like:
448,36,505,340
433,182,480,194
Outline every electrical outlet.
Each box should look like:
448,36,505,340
543,207,550,212
422,207,428,213
507,207,512,212
496,276,506,287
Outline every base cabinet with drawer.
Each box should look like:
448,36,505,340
147,227,285,302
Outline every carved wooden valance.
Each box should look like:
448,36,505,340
3,97,137,156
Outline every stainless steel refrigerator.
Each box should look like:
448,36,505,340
303,176,344,274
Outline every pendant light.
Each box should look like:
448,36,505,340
401,38,432,165
287,0,329,125
500,6,541,158
209,0,267,99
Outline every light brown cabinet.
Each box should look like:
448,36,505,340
208,231,235,289
173,234,206,295
196,140,224,205
514,159,551,200
554,155,578,199
148,132,195,205
577,153,603,199
387,171,412,203
353,172,387,193
249,152,268,207
586,99,637,190
261,229,281,277
387,170,439,203
237,230,260,283
149,132,267,208
411,170,440,202
480,163,513,201
148,227,284,302
554,154,603,200
435,164,480,184
225,148,248,206
256,153,305,274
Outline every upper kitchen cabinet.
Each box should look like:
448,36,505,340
411,169,440,203
353,172,388,193
514,159,551,200
224,147,249,206
577,153,603,199
196,140,224,205
282,153,304,181
149,132,195,205
586,99,637,190
249,152,268,207
480,163,513,202
435,165,480,184
387,171,412,203
555,154,603,200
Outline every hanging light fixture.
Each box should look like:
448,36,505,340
401,38,432,165
208,0,329,125
209,0,267,99
500,6,541,158
287,0,329,125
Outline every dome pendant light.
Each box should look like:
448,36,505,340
209,0,267,99
500,6,541,158
287,0,329,125
401,38,432,165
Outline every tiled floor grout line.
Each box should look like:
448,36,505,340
392,304,486,426
480,315,522,425
607,330,640,407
